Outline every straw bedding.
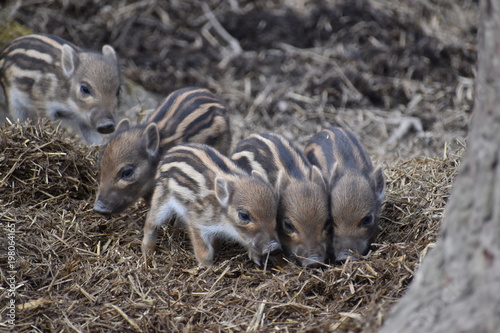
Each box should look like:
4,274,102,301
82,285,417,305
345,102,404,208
0,120,461,332
0,0,476,331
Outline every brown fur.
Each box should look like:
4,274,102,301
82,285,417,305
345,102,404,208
0,34,121,144
305,127,385,261
142,143,280,267
93,87,231,215
232,133,330,267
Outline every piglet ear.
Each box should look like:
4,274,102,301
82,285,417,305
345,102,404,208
115,118,130,133
328,162,342,187
143,123,159,159
102,45,117,62
310,165,327,191
215,177,232,207
372,165,385,202
251,170,267,182
275,169,289,196
61,44,76,77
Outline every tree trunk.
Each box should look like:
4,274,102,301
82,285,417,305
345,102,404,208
379,1,500,332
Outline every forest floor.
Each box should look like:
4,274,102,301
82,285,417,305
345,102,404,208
0,0,477,332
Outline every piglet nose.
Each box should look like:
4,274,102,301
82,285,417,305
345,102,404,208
265,240,282,256
303,254,322,268
96,119,115,134
304,261,321,268
93,199,112,215
335,251,358,264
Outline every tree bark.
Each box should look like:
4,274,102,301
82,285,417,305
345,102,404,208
379,1,500,332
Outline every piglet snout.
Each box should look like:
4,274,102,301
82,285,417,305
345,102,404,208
302,253,323,268
335,251,358,263
90,108,116,134
96,118,115,134
265,240,282,256
93,198,112,215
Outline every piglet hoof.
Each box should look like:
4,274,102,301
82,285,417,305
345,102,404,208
141,242,155,258
197,257,214,268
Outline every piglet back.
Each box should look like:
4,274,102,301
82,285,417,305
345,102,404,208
232,133,312,183
305,127,374,176
147,87,231,155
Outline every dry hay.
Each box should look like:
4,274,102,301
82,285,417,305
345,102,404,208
0,120,462,332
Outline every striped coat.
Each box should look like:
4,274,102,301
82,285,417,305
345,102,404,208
304,127,385,261
0,33,121,144
232,133,330,267
142,143,280,267
93,87,231,215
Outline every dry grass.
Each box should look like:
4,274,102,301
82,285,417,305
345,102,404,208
1,0,477,161
0,0,476,331
0,120,462,332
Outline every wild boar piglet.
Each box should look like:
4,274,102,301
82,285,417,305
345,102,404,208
93,87,231,215
305,127,385,262
142,143,281,267
232,133,330,268
0,33,121,144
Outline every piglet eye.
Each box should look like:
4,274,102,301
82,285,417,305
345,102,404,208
360,214,374,227
238,210,252,224
80,83,92,96
119,165,135,180
283,219,296,234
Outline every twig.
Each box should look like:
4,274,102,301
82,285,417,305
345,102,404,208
247,302,266,332
108,303,143,333
386,117,423,147
201,3,241,54
201,2,242,68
